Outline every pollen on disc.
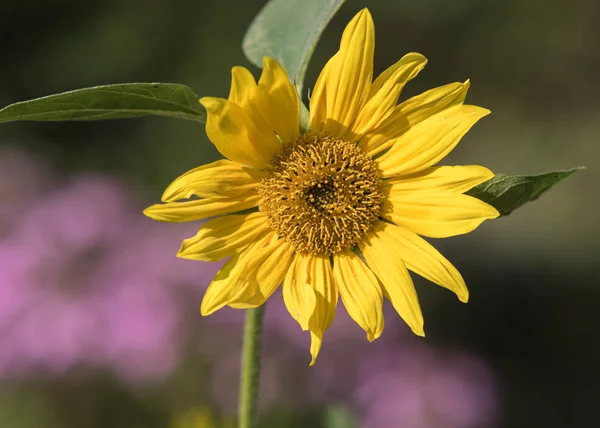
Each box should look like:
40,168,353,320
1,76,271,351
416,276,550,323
258,132,383,255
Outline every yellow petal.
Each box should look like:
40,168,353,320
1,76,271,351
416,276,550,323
161,159,267,202
359,81,470,156
229,66,257,106
200,253,241,316
333,249,384,341
351,52,427,138
228,61,298,143
227,66,281,146
200,97,281,169
382,190,499,238
307,58,333,132
228,236,295,309
359,222,424,336
200,233,271,315
177,212,270,261
382,223,470,302
376,104,490,177
309,8,375,137
143,192,262,223
383,165,494,195
307,255,337,365
283,253,317,331
255,57,300,143
309,331,324,367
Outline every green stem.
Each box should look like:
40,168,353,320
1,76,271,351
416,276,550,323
238,306,265,428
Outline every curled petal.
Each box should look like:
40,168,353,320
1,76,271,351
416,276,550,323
283,253,317,331
256,57,300,143
143,192,262,223
228,236,295,309
200,232,273,315
383,223,471,302
200,97,281,169
307,255,337,365
359,222,424,336
229,66,257,106
333,249,384,341
177,212,270,261
161,159,267,202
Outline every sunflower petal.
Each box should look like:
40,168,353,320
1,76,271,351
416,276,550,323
228,236,295,309
177,212,270,261
382,223,470,302
359,222,424,336
382,190,499,238
283,253,317,331
333,249,384,341
229,66,257,106
308,255,337,365
161,159,267,202
143,192,262,223
309,8,374,137
359,81,470,156
255,57,300,143
309,331,324,366
351,52,427,138
200,255,240,316
225,233,275,306
383,165,494,195
200,97,281,169
200,233,272,315
376,104,490,177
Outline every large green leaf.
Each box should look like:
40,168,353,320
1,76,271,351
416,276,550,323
243,0,346,95
467,168,583,216
0,83,206,124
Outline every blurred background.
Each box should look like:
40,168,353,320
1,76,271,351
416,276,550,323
0,0,598,427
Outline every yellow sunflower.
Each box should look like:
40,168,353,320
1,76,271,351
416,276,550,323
144,8,499,364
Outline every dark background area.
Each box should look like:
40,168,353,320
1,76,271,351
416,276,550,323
1,0,598,427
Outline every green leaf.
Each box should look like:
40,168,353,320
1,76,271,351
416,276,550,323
243,0,346,95
324,405,358,428
0,83,206,124
299,99,310,132
467,168,583,216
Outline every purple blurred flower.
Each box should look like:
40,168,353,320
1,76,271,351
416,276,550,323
203,299,499,427
0,150,218,382
354,343,498,428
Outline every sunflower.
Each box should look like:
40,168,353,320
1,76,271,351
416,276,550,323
144,8,499,364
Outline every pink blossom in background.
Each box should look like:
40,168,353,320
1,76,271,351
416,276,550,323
0,147,55,235
354,344,498,428
203,297,499,428
0,149,218,382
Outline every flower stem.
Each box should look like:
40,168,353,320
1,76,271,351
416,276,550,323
238,306,265,428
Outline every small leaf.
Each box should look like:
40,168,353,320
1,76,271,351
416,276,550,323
0,83,206,124
467,168,583,216
243,0,346,95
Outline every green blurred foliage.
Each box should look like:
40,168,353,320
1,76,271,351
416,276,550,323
1,0,599,427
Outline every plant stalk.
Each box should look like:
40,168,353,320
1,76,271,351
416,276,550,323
238,306,265,428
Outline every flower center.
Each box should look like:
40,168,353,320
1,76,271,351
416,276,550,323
258,132,383,255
